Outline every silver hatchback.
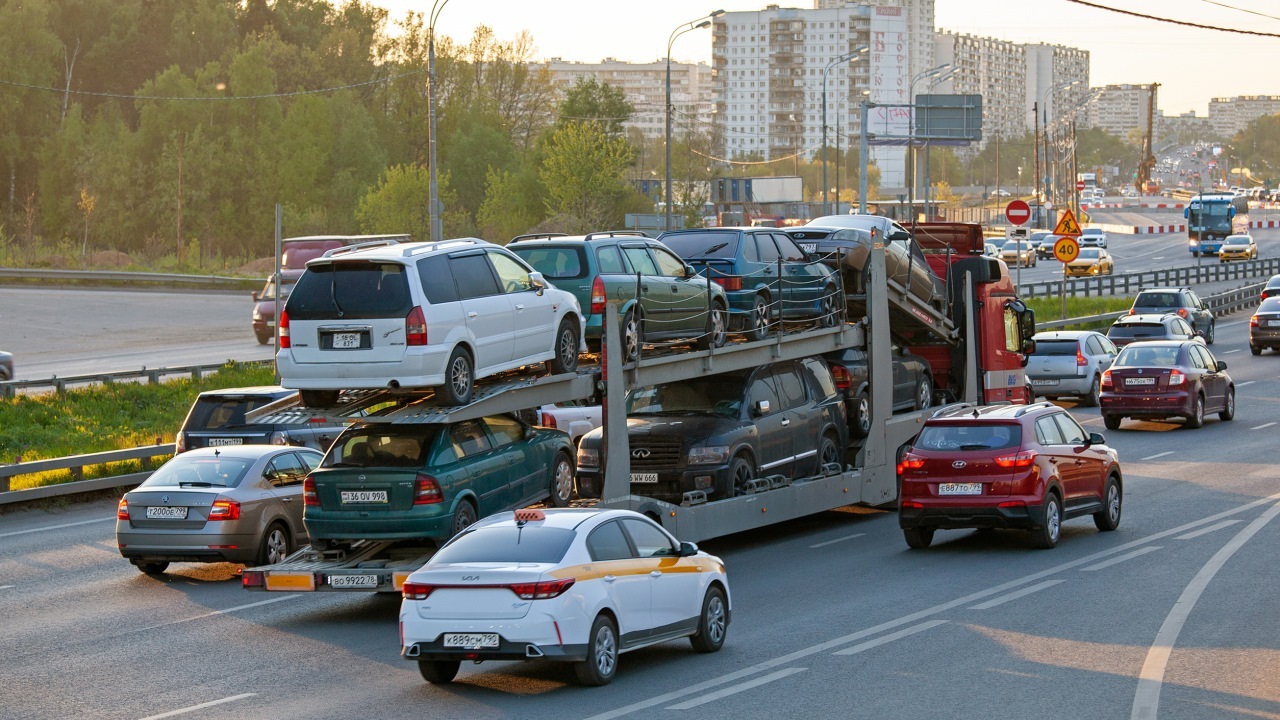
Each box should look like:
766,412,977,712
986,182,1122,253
1027,331,1118,406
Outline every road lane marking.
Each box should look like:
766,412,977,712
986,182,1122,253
832,620,949,655
968,580,1065,610
0,516,114,538
665,668,807,710
1176,519,1242,540
1237,381,1256,387
138,595,303,633
1251,422,1276,430
1131,500,1280,720
137,694,256,720
1081,546,1162,572
1140,451,1175,461
0,585,13,590
810,533,866,549
1221,349,1241,354
1218,320,1246,328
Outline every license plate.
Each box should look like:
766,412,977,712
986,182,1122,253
341,490,388,503
630,473,659,484
800,243,817,253
331,332,361,349
938,483,982,496
208,438,243,446
146,506,188,519
1127,377,1156,386
328,574,379,589
1269,320,1280,327
1031,379,1058,386
443,633,500,648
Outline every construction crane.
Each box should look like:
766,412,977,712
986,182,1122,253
1136,82,1160,195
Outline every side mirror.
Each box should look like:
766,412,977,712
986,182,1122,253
678,541,699,557
753,399,771,417
683,264,697,278
1217,360,1228,371
529,271,546,295
1022,339,1037,356
251,291,260,302
1087,432,1106,446
888,229,911,242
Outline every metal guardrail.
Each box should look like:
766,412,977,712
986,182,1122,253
0,267,259,289
0,444,175,502
0,359,273,398
1017,257,1280,300
1037,280,1264,331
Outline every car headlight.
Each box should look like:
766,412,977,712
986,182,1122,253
687,446,730,465
576,446,599,467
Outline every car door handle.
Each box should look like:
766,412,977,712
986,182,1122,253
603,575,616,583
282,497,292,503
1049,458,1058,464
650,570,662,577
515,304,525,311
468,311,477,318
670,285,679,293
781,418,790,426
641,285,649,293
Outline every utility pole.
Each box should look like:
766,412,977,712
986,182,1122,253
1033,101,1040,228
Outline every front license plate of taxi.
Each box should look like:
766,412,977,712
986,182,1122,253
938,483,982,496
341,490,388,503
331,332,361,349
146,506,188,519
629,473,659,484
1127,377,1156,386
444,633,499,648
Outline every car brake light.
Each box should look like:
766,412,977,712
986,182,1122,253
174,432,187,454
405,306,428,346
829,364,852,392
1077,348,1088,366
303,476,318,506
712,276,742,291
403,582,435,600
1177,308,1188,318
900,500,923,509
117,498,129,520
242,570,266,588
414,474,443,504
279,309,291,348
508,578,576,600
994,451,1036,469
208,498,241,521
1250,315,1260,327
1101,370,1113,389
542,412,557,429
590,276,606,315
1169,369,1186,386
900,452,925,471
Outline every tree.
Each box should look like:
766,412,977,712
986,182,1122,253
1231,115,1280,185
476,167,540,241
0,0,61,236
539,121,636,232
357,163,464,239
557,77,633,139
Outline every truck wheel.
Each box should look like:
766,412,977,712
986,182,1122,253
696,301,728,350
748,295,771,341
448,500,477,541
574,614,619,686
257,522,291,566
131,560,169,575
548,452,575,508
299,390,339,407
850,391,871,438
547,317,580,375
728,454,755,497
439,347,474,406
689,586,728,653
903,527,934,549
1031,493,1061,549
418,659,460,685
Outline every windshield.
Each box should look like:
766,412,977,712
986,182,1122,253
286,261,413,320
1077,249,1100,260
659,232,740,259
509,245,588,280
324,424,441,469
141,454,254,488
1113,345,1181,367
257,278,295,302
1002,241,1028,250
1188,203,1232,232
626,375,748,417
915,423,1022,451
432,526,576,564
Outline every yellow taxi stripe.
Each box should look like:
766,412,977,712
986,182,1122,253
549,558,709,581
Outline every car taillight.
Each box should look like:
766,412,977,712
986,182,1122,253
279,309,291,349
1169,369,1186,386
1101,370,1113,389
174,432,187,454
117,498,130,520
405,306,428,346
1177,308,1188,318
994,451,1037,468
590,276,606,315
508,578,576,600
712,276,742,291
1251,315,1260,327
414,474,443,505
899,452,925,472
403,582,435,601
829,364,852,392
303,476,318,506
208,498,241,521
542,412,557,429
1077,348,1088,366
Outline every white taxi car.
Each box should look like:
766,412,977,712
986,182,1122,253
400,508,730,686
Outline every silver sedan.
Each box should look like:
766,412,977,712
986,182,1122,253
116,445,321,574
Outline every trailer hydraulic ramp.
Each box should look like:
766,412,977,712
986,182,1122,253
243,388,392,426
878,274,958,347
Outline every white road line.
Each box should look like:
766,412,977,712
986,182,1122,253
968,580,1066,610
0,585,13,590
1218,320,1246,328
810,533,866,549
1140,451,1175,461
1237,380,1256,387
665,668,807,710
138,595,302,633
1081,546,1162,572
137,694,256,720
1131,500,1280,720
1251,422,1277,430
1176,519,1243,540
1222,349,1242,354
0,516,114,538
833,620,949,655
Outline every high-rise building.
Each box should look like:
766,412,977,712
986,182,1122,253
539,57,714,141
1158,110,1212,142
1024,44,1091,134
818,0,935,82
932,31,1025,147
1208,95,1280,138
1086,84,1151,140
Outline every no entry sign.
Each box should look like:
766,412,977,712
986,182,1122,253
1005,200,1031,226
1076,180,1086,191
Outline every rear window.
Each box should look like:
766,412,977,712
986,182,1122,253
431,526,576,564
659,232,740,259
1107,323,1165,339
1030,340,1079,356
286,262,412,320
915,423,1022,451
1134,292,1179,308
324,424,442,469
184,396,283,431
1114,345,1181,367
510,245,588,280
140,455,254,488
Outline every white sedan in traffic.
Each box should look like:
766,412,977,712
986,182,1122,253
400,508,730,686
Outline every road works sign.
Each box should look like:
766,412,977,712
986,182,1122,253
1004,200,1031,226
1052,208,1082,236
1053,236,1080,263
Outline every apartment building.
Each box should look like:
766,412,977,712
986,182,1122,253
540,57,715,140
1024,44,1091,134
932,32,1025,147
1208,95,1280,138
1086,84,1151,140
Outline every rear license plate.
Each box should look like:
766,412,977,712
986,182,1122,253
630,473,659,484
341,490,388,503
331,332,361,349
938,483,982,496
208,438,243,446
1031,379,1058,386
444,633,500,648
1269,320,1280,327
800,243,817,253
328,574,379,589
1127,377,1156,386
146,506,188,519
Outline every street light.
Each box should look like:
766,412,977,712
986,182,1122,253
427,0,451,243
922,67,955,220
666,9,724,232
1034,79,1081,226
906,63,950,225
822,45,869,215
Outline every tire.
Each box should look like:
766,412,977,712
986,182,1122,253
418,659,460,685
1219,387,1235,421
727,454,755,497
689,586,729,653
818,286,840,328
1081,375,1101,407
903,527,934,549
131,560,169,575
748,295,771,341
1192,250,1200,258
255,332,272,345
1204,321,1215,345
850,391,871,438
1103,414,1122,431
696,301,728,350
439,347,474,406
299,389,339,407
1032,492,1062,549
817,432,842,472
548,452,575,508
914,376,933,411
621,308,642,362
547,318,579,375
447,500,477,541
1093,477,1122,532
257,522,291,566
573,614,619,686
1251,344,1262,356
1185,393,1205,429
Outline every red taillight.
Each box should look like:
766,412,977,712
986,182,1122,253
1177,308,1188,318
590,276,606,315
279,309,291,348
712,276,742,291
542,412,557,429
508,578,576,600
900,500,924,509
405,306,428,346
1169,369,1186,386
117,498,130,520
829,364,852,392
208,498,241,521
994,451,1036,469
900,453,925,470
403,582,435,601
1251,315,1260,327
414,474,443,505
1101,370,1113,389
1077,349,1088,366
997,501,1027,509
242,570,266,588
303,476,318,506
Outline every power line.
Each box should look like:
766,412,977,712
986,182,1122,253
1066,0,1280,37
1197,0,1280,23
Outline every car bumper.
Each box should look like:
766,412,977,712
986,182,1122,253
1219,252,1251,260
401,611,592,662
305,508,453,543
1099,391,1193,418
1250,327,1280,346
576,464,730,502
1027,375,1091,395
116,527,259,564
899,499,1042,530
276,348,450,390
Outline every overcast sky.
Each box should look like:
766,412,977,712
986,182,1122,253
377,0,1280,116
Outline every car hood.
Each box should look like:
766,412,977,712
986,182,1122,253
580,415,747,449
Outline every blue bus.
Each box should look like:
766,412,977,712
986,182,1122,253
1185,192,1249,256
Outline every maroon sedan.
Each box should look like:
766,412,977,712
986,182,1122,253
1099,340,1235,430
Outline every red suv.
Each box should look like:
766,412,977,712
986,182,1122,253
898,402,1122,549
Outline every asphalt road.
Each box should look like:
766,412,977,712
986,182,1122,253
2,318,1277,720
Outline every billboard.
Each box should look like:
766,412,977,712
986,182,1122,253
914,94,983,145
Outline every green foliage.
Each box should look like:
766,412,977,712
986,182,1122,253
1231,115,1280,185
1025,295,1134,328
477,167,541,241
557,77,633,138
539,122,636,232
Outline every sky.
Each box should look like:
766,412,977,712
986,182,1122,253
374,0,1280,116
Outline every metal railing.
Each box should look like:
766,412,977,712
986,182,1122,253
0,267,259,289
0,359,273,398
1037,279,1263,331
1018,257,1280,300
0,443,175,502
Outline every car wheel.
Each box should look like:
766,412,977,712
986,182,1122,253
1082,375,1101,407
728,454,755,497
850,391,871,438
1251,344,1262,356
1032,492,1061,549
548,451,575,508
819,285,840,328
1093,477,1122,532
418,660,461,685
131,560,169,575
817,432,842,472
547,318,580,375
621,308,642,362
439,347,474,406
255,332,272,345
1186,393,1205,429
748,295,771,341
689,585,729,653
1204,321,1215,345
447,500,477,541
1219,387,1236,421
299,389,340,407
1103,414,1122,431
696,301,728,350
914,376,933,411
903,527,934,549
574,614,619,686
257,522,291,566
1192,250,1200,258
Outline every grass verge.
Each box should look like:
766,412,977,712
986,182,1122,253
1026,295,1134,331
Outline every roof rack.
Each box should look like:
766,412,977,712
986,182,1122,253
1012,401,1056,417
583,231,649,242
320,237,405,258
509,232,569,244
401,238,484,257
930,402,977,419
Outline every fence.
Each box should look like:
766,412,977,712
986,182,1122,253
1017,257,1280,300
0,268,259,290
0,360,273,398
0,444,176,502
1037,279,1264,331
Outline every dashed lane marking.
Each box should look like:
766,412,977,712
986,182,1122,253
1141,451,1175,461
810,533,866,549
968,580,1065,610
1081,546,1162,572
832,620,949,655
1176,519,1243,540
0,516,114,539
137,694,256,720
665,669,808,710
1251,422,1277,430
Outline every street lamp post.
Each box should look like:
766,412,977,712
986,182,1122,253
1034,80,1080,227
822,46,868,216
907,63,950,226
427,0,451,243
666,10,723,232
922,67,955,221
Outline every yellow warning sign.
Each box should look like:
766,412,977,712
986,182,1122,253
1054,236,1080,263
1052,208,1082,237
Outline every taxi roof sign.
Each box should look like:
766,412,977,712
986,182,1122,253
1052,208,1082,236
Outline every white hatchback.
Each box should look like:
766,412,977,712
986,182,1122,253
277,238,585,406
400,508,731,686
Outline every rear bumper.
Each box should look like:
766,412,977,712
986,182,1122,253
1028,375,1090,395
1250,328,1280,346
402,614,589,662
276,347,449,390
899,501,1040,530
1099,391,1193,417
116,529,259,564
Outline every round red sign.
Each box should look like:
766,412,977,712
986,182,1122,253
1004,200,1031,226
1075,180,1086,191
